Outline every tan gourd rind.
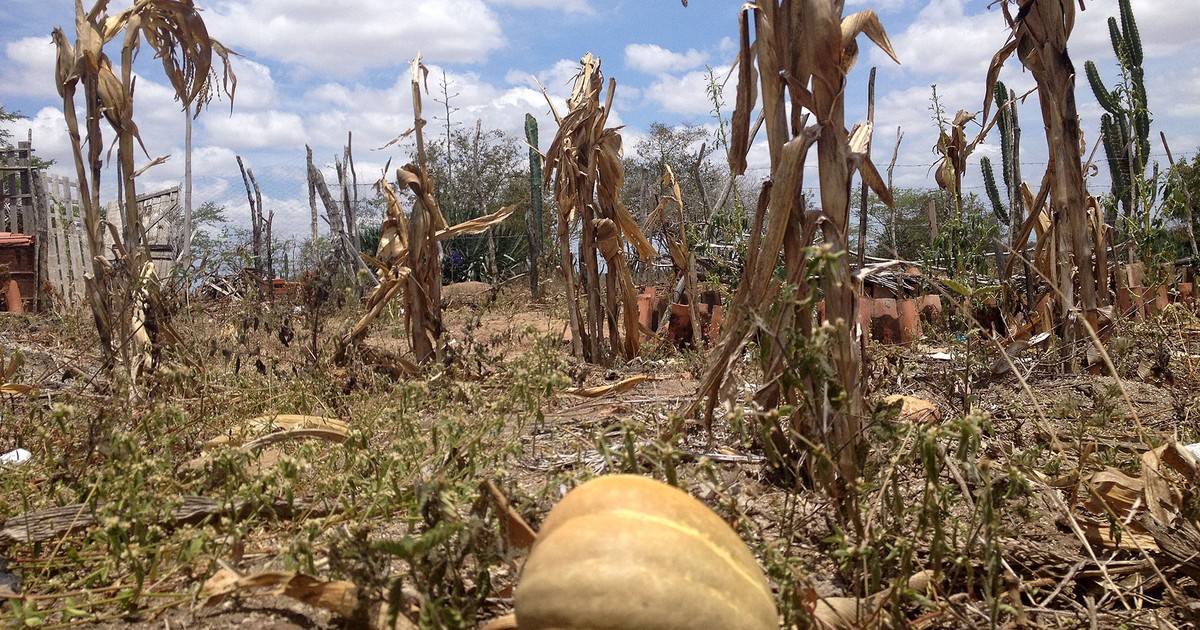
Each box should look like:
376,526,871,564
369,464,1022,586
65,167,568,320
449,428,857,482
515,475,777,630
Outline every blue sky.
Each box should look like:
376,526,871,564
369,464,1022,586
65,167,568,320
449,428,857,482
2,0,1199,238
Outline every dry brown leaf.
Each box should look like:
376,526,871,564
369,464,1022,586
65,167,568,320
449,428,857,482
1085,468,1144,516
882,395,941,425
1078,517,1160,552
479,613,518,630
0,383,36,397
204,414,349,450
200,569,358,617
840,10,899,74
1142,444,1182,524
564,375,654,398
434,203,518,241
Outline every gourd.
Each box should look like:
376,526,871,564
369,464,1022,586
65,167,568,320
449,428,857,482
514,474,778,630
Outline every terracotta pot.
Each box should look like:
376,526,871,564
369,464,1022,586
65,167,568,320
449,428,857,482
697,304,724,343
4,280,24,314
666,303,693,345
637,286,658,332
918,294,943,327
1143,285,1168,315
1116,285,1140,318
897,298,922,345
1176,282,1195,307
870,298,901,345
857,295,874,335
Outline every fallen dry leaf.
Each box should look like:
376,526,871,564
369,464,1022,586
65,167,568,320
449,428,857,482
564,375,655,398
882,395,941,424
200,568,359,618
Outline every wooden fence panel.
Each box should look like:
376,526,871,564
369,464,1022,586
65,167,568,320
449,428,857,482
42,174,89,304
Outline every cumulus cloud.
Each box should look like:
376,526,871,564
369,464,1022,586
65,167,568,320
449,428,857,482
2,37,57,99
641,67,732,117
204,0,506,75
870,0,1008,78
488,0,594,14
202,111,308,150
624,44,709,75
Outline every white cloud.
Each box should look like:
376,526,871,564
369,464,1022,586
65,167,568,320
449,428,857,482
871,0,1008,79
202,111,308,150
642,67,732,117
1072,0,1200,61
204,0,506,75
488,0,594,14
2,37,57,100
624,44,709,75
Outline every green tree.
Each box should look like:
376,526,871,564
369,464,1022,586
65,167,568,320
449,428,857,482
623,123,724,233
1161,152,1200,259
867,187,998,276
0,105,19,146
425,121,529,283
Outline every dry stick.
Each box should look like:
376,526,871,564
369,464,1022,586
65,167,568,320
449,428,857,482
855,67,876,270
306,146,320,264
690,141,711,214
236,156,261,270
886,127,903,259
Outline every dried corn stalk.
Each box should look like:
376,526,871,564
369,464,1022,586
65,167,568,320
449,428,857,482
52,0,235,374
681,2,898,503
986,0,1104,367
336,56,516,365
652,165,703,346
335,171,515,365
542,54,655,364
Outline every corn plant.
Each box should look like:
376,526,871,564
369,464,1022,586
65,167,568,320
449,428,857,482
541,54,656,365
336,56,516,366
682,2,899,524
986,0,1105,366
52,0,236,376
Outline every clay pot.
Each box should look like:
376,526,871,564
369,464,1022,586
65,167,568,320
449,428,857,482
4,280,23,314
666,303,693,345
918,294,943,327
1176,282,1195,307
706,305,724,342
870,298,901,345
1116,285,1141,318
897,298,922,345
637,286,658,333
1143,285,1169,315
857,295,874,335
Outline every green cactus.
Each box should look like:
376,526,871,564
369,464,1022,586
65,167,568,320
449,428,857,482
1087,0,1152,239
1119,0,1142,66
525,113,543,245
982,80,1015,224
993,80,1014,195
1100,113,1130,197
981,156,1007,224
1107,17,1129,67
1085,60,1122,115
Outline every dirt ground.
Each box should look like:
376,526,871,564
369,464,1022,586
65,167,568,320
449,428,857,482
2,283,1199,628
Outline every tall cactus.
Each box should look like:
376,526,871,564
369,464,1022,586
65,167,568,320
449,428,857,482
981,80,1014,224
1086,0,1150,244
525,113,543,298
